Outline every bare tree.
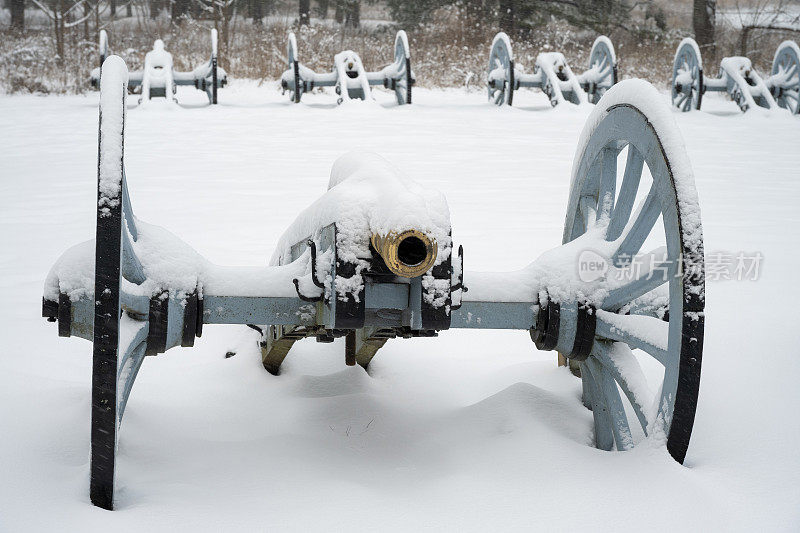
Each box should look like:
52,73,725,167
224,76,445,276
299,0,310,24
30,0,95,58
10,0,26,30
499,0,515,33
732,0,800,55
693,0,716,58
344,0,358,27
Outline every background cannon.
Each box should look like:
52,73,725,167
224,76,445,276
487,32,618,107
672,37,800,114
89,29,227,105
280,30,414,105
44,56,704,510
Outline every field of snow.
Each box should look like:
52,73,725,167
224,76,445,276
1,81,799,531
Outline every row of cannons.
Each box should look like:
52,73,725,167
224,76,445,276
89,28,799,115
671,38,800,114
49,55,706,510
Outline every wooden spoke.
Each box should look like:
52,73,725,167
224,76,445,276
595,310,670,366
587,357,634,450
592,341,652,434
612,182,661,266
606,146,644,241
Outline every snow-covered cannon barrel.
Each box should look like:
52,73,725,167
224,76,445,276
89,29,227,104
280,30,414,105
487,32,618,107
672,37,800,114
44,57,705,510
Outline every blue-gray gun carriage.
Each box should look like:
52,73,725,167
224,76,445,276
90,28,227,104
672,37,800,113
487,32,618,107
280,30,414,105
43,57,705,510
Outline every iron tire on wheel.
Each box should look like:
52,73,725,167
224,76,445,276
488,32,515,106
563,80,705,462
770,40,800,114
391,31,413,105
586,36,618,104
671,38,704,112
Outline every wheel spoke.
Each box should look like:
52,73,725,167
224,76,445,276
587,356,634,450
595,309,671,366
580,195,597,227
597,148,617,221
592,341,652,434
603,249,672,311
582,361,615,451
612,182,660,266
606,146,644,241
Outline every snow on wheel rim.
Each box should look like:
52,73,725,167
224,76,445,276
487,32,514,106
564,79,705,462
287,32,302,103
771,40,800,114
672,38,703,112
393,30,412,105
587,36,617,104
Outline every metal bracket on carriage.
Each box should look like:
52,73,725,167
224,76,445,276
89,28,227,105
449,245,467,311
672,37,800,114
292,239,327,303
280,30,414,105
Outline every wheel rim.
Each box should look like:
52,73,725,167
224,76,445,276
288,33,301,103
564,101,705,461
488,34,513,106
672,40,702,112
587,37,617,104
771,41,800,114
393,33,411,105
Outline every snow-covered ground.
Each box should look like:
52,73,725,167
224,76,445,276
1,81,799,531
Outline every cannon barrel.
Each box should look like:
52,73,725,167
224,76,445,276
371,230,437,278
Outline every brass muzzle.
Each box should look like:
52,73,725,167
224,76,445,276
371,230,437,278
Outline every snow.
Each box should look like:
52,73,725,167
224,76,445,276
1,81,800,530
272,151,451,274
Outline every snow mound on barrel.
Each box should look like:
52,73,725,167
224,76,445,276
271,151,452,266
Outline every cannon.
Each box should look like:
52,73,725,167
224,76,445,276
280,30,414,105
44,56,705,510
487,32,618,107
90,29,227,105
671,38,800,114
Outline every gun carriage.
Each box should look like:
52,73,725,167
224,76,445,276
90,29,227,104
487,32,618,107
672,37,800,113
280,30,414,105
44,56,705,510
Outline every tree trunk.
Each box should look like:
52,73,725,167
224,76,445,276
499,0,515,34
149,0,161,19
316,0,328,19
54,0,65,62
249,0,264,24
171,0,190,20
693,0,716,58
334,0,343,23
127,2,132,17
345,0,358,28
299,0,310,25
110,0,116,17
10,0,25,31
84,0,90,41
